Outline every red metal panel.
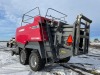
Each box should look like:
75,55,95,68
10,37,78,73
16,16,49,45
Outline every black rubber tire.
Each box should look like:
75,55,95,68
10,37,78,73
7,43,9,47
19,50,29,65
11,43,13,48
59,57,71,63
29,51,45,71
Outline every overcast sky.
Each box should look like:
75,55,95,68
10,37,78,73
0,0,100,41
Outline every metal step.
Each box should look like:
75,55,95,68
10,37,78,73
50,25,73,28
80,35,89,39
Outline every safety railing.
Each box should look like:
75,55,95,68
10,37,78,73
21,7,40,26
45,8,67,23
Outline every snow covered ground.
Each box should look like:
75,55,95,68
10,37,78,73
0,42,100,75
69,48,100,73
90,42,100,45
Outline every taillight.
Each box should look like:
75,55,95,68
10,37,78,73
66,35,73,46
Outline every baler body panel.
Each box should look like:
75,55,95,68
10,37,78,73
16,16,48,44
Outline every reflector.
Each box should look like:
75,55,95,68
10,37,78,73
66,35,73,46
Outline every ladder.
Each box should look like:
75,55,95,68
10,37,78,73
44,20,57,63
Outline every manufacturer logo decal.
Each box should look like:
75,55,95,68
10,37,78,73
31,25,39,29
19,29,25,32
31,37,40,40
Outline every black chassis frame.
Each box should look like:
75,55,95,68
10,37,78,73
13,42,46,58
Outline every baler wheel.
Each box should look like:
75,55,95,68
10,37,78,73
29,51,45,71
19,50,29,65
7,43,9,47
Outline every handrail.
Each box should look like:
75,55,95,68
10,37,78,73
24,7,40,15
45,8,67,23
21,7,40,26
45,8,67,17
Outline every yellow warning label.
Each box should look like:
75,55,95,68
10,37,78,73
60,50,67,54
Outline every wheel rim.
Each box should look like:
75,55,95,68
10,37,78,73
30,55,37,68
20,51,25,62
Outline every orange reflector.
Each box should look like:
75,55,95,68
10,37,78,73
66,35,73,46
